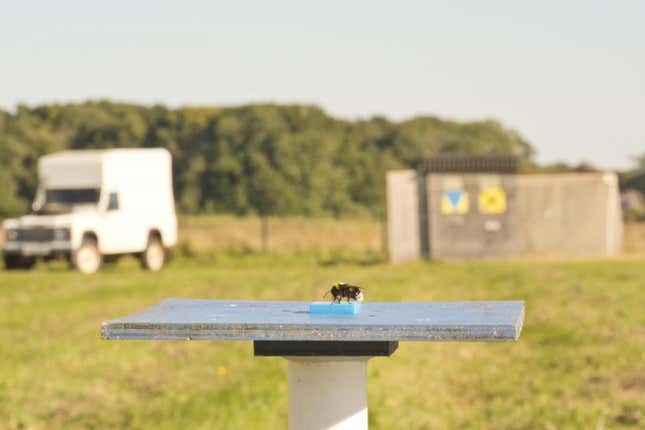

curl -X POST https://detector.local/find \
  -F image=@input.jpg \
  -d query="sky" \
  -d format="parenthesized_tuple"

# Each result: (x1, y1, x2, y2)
(1, 1, 643, 169)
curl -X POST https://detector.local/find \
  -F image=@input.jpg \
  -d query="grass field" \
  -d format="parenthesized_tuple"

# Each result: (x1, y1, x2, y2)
(1, 218, 644, 429)
(177, 215, 385, 258)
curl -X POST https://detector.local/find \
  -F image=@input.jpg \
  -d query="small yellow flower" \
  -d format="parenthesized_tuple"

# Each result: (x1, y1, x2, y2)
(216, 366, 227, 376)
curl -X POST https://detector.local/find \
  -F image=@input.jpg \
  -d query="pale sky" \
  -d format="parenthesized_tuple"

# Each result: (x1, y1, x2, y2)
(1, 1, 643, 169)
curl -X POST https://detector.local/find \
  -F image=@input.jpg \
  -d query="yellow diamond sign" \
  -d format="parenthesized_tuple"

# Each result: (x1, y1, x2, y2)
(478, 187, 506, 214)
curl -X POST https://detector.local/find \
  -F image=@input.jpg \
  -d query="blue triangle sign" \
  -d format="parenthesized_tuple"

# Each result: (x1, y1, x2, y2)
(445, 190, 463, 208)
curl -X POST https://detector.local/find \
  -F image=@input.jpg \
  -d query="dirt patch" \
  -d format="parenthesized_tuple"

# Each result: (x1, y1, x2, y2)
(621, 373, 645, 399)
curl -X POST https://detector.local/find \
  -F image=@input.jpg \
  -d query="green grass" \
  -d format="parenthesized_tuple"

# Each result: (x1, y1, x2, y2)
(1, 253, 644, 429)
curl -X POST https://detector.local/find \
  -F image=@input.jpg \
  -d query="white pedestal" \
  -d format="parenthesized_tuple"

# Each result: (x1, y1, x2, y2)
(287, 357, 369, 430)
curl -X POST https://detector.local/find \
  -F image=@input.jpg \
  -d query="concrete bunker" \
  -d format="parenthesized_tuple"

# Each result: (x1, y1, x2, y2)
(387, 157, 623, 262)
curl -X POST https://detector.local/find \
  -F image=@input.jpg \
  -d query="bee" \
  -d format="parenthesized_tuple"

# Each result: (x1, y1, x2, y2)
(324, 282, 364, 303)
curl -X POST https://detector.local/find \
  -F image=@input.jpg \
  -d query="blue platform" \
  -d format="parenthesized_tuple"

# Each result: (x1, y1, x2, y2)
(309, 302, 361, 315)
(102, 299, 525, 341)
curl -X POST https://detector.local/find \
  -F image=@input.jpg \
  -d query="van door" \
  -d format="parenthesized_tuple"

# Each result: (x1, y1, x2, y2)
(100, 191, 132, 253)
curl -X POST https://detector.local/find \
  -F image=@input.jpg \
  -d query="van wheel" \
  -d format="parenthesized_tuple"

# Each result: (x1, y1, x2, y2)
(141, 237, 165, 272)
(3, 255, 36, 270)
(73, 238, 102, 274)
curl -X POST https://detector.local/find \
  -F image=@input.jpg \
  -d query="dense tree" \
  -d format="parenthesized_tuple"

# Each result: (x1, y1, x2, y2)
(0, 101, 535, 218)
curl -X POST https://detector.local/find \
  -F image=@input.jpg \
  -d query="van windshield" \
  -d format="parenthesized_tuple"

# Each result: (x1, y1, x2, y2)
(45, 188, 100, 205)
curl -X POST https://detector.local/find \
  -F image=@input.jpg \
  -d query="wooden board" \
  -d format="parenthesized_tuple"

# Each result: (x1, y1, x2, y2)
(102, 299, 524, 342)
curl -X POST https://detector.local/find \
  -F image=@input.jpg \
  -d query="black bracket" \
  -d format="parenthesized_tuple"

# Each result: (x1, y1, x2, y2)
(253, 341, 399, 357)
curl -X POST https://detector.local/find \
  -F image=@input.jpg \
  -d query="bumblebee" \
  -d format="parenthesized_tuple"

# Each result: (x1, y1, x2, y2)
(325, 282, 364, 303)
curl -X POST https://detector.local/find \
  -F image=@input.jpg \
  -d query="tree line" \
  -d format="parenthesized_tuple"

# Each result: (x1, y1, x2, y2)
(0, 101, 534, 217)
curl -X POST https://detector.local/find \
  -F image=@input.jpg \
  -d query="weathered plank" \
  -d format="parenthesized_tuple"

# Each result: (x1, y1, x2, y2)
(101, 299, 524, 342)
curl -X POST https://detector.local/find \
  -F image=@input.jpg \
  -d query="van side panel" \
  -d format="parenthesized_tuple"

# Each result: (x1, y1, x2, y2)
(100, 149, 177, 254)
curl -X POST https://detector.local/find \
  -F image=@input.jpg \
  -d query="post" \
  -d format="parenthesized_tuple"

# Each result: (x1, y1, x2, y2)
(417, 173, 430, 259)
(254, 341, 397, 430)
(261, 215, 269, 253)
(287, 357, 368, 430)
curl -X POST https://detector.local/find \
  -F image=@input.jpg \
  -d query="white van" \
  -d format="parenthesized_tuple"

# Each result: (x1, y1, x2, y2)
(2, 148, 177, 274)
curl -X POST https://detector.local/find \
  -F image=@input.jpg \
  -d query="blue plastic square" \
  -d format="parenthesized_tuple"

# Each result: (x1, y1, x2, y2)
(309, 302, 361, 315)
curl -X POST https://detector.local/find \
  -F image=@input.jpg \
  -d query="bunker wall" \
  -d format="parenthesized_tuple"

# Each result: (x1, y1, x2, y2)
(386, 170, 623, 262)
(516, 173, 623, 258)
(386, 170, 421, 263)
(428, 174, 522, 260)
